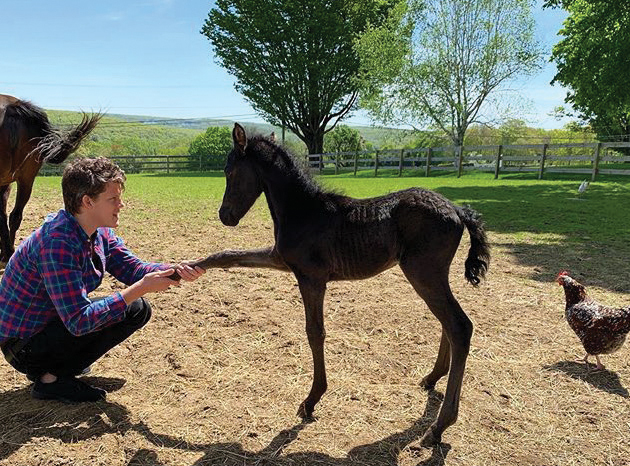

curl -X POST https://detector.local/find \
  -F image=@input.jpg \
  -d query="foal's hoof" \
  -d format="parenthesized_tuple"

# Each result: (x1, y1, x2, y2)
(419, 426, 442, 447)
(297, 401, 315, 421)
(420, 377, 436, 391)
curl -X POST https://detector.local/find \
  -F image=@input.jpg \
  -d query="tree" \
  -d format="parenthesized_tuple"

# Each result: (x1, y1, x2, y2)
(324, 125, 364, 153)
(357, 0, 544, 147)
(188, 126, 232, 169)
(201, 0, 401, 154)
(545, 0, 630, 142)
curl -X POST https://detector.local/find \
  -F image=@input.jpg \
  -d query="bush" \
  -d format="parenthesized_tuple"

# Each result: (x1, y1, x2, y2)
(188, 126, 232, 170)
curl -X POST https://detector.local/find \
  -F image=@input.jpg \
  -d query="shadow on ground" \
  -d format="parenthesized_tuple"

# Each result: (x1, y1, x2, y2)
(543, 361, 629, 398)
(0, 381, 449, 466)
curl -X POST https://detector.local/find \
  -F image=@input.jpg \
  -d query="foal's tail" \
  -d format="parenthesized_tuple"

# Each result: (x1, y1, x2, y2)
(457, 205, 490, 286)
(37, 112, 102, 164)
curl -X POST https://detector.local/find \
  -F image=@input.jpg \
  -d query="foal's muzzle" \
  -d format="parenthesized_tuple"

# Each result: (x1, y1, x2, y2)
(219, 206, 239, 226)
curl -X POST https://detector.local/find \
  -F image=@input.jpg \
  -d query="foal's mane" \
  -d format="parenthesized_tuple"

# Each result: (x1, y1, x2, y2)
(248, 135, 335, 199)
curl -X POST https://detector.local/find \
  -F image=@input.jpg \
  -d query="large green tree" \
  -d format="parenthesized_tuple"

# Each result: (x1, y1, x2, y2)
(202, 0, 400, 154)
(357, 0, 544, 147)
(545, 0, 630, 141)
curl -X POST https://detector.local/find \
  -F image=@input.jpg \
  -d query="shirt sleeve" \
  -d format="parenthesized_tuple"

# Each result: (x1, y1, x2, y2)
(102, 229, 169, 285)
(38, 237, 128, 336)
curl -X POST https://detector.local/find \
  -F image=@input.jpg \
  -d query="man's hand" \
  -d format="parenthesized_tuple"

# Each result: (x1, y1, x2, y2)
(174, 262, 206, 282)
(139, 269, 180, 293)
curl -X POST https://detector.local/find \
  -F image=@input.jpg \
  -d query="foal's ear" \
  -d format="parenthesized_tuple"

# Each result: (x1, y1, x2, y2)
(233, 123, 247, 153)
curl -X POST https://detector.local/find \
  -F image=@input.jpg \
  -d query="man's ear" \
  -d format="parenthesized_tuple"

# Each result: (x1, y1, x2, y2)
(80, 194, 94, 211)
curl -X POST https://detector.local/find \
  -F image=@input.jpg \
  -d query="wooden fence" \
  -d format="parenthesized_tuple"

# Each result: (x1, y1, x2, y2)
(307, 142, 630, 180)
(39, 154, 211, 176)
(38, 142, 630, 180)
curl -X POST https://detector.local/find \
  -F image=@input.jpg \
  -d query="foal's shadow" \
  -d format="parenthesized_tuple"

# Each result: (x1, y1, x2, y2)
(125, 389, 449, 466)
(1, 377, 449, 465)
(544, 361, 629, 398)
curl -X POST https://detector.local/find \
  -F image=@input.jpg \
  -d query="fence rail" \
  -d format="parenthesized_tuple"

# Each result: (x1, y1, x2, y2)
(307, 142, 630, 180)
(37, 142, 630, 180)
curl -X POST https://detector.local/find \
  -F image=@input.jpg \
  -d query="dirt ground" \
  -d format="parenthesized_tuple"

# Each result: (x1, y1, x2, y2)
(0, 185, 629, 466)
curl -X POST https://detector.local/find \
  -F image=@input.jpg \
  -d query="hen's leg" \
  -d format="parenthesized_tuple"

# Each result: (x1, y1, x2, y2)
(594, 355, 605, 371)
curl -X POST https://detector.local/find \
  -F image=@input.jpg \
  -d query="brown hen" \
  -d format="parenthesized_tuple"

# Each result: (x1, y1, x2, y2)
(557, 271, 630, 370)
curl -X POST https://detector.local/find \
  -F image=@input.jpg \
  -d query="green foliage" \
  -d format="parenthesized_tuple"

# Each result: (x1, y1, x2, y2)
(547, 0, 630, 141)
(357, 0, 544, 146)
(324, 125, 365, 156)
(188, 126, 233, 170)
(201, 0, 403, 154)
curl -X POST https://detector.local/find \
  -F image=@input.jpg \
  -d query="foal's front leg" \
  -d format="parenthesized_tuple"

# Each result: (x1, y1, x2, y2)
(170, 246, 290, 279)
(295, 276, 328, 419)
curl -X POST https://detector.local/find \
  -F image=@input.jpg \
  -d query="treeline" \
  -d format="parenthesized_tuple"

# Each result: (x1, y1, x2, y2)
(46, 110, 596, 165)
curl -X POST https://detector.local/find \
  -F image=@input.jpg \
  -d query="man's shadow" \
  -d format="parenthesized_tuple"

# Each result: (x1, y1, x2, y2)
(0, 376, 130, 460)
(0, 377, 450, 466)
(543, 360, 629, 398)
(125, 389, 449, 466)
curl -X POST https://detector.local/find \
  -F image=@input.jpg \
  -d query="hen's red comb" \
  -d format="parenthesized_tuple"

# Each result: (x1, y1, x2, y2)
(558, 271, 569, 276)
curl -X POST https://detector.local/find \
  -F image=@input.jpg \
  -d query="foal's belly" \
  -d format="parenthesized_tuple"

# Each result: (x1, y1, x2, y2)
(327, 222, 399, 280)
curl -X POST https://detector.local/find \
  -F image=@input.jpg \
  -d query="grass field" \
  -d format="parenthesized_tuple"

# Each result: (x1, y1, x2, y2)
(1, 171, 629, 466)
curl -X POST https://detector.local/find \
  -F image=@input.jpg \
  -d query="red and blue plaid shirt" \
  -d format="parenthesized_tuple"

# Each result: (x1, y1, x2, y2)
(0, 209, 167, 344)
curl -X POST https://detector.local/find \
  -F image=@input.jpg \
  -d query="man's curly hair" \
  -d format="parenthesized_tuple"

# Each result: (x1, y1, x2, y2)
(62, 157, 126, 215)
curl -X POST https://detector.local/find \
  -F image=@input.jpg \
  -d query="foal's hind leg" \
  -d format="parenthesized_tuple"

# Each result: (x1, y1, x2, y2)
(420, 329, 450, 391)
(400, 263, 473, 446)
(295, 276, 328, 419)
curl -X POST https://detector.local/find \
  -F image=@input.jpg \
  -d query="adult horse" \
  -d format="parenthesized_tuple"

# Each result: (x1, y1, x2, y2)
(0, 94, 101, 262)
(188, 123, 490, 446)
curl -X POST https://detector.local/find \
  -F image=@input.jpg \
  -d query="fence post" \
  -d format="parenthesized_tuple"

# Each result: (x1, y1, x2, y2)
(398, 148, 404, 177)
(494, 145, 502, 179)
(167, 154, 170, 174)
(538, 143, 548, 180)
(591, 142, 602, 181)
(335, 152, 339, 175)
(457, 146, 464, 178)
(319, 153, 323, 174)
(199, 153, 202, 171)
(374, 150, 379, 177)
(354, 151, 358, 176)
(426, 148, 432, 177)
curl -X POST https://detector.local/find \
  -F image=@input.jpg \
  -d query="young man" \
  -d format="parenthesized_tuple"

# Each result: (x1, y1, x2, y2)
(0, 157, 204, 403)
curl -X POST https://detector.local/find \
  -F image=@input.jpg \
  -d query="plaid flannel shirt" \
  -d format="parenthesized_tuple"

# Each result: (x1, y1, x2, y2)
(0, 209, 167, 344)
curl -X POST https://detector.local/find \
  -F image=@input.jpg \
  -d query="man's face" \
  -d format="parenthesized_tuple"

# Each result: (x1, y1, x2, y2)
(86, 181, 124, 229)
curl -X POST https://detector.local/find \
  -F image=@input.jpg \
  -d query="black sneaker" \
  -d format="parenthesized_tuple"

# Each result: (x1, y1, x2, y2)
(31, 376, 106, 403)
(27, 366, 92, 383)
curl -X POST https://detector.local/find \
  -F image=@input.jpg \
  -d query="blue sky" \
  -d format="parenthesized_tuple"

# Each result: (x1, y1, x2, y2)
(1, 0, 569, 129)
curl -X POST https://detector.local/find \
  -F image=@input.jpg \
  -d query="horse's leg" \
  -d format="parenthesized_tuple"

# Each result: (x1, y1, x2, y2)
(420, 328, 450, 391)
(0, 184, 12, 263)
(295, 276, 328, 419)
(193, 246, 290, 271)
(8, 177, 34, 255)
(399, 261, 473, 446)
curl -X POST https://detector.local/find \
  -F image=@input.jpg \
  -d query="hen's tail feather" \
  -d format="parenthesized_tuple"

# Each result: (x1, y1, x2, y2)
(458, 205, 490, 286)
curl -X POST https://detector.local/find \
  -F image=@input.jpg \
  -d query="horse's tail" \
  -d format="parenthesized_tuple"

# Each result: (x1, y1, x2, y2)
(37, 112, 102, 164)
(457, 205, 490, 287)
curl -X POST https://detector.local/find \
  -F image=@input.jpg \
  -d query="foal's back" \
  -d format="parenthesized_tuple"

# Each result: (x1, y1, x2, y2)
(322, 188, 465, 281)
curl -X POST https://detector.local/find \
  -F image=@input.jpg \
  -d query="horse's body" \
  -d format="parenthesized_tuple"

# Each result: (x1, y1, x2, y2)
(0, 94, 100, 261)
(191, 124, 490, 446)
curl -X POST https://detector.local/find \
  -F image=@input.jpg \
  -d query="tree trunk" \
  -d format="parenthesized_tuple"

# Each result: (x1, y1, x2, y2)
(303, 129, 325, 155)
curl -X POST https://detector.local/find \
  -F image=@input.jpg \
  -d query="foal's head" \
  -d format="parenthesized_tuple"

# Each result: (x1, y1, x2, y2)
(219, 123, 266, 226)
